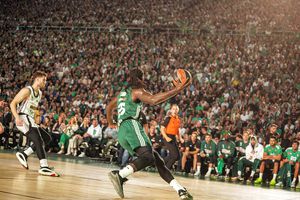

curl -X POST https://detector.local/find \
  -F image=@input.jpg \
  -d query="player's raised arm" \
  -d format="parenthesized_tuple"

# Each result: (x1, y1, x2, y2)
(132, 70, 192, 105)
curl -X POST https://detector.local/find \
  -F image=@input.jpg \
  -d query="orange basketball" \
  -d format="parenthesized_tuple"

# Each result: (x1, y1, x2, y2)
(172, 69, 192, 87)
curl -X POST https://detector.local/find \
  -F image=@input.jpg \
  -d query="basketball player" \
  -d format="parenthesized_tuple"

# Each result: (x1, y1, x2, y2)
(106, 68, 193, 200)
(10, 71, 59, 176)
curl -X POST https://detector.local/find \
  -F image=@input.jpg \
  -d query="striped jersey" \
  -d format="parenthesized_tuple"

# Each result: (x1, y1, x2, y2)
(17, 86, 41, 118)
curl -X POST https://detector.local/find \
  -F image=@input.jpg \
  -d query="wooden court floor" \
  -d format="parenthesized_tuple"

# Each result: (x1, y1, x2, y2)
(0, 151, 299, 200)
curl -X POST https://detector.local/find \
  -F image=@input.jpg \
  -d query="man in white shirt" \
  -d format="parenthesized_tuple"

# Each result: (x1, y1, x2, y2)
(237, 136, 263, 182)
(86, 119, 102, 139)
(78, 119, 102, 157)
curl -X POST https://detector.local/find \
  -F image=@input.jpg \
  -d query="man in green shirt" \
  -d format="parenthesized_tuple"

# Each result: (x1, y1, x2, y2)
(235, 131, 250, 158)
(276, 140, 300, 187)
(106, 68, 193, 200)
(195, 134, 217, 178)
(217, 131, 236, 179)
(232, 130, 250, 180)
(255, 136, 282, 186)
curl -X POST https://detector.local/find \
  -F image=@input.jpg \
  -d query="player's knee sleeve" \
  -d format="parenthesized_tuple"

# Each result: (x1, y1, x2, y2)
(132, 146, 155, 171)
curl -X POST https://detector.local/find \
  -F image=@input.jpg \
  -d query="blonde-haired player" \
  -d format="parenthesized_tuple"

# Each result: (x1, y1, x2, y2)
(10, 71, 59, 176)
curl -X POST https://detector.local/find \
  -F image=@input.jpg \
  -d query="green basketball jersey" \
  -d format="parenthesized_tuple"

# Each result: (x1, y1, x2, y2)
(235, 140, 249, 156)
(217, 140, 236, 158)
(283, 147, 300, 162)
(117, 88, 142, 125)
(264, 144, 282, 156)
(201, 140, 217, 157)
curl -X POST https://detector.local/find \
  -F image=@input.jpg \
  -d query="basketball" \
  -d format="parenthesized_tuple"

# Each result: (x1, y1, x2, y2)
(172, 69, 192, 87)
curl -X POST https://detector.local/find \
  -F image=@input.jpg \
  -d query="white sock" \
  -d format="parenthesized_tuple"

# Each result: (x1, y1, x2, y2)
(170, 179, 184, 193)
(237, 171, 242, 176)
(292, 177, 296, 183)
(250, 171, 255, 177)
(272, 174, 277, 180)
(40, 159, 48, 168)
(119, 165, 134, 178)
(196, 165, 200, 172)
(225, 168, 230, 175)
(207, 167, 212, 174)
(259, 173, 263, 178)
(24, 147, 34, 156)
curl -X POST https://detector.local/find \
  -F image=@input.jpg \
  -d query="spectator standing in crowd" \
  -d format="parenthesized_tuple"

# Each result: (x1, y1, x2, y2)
(264, 124, 279, 145)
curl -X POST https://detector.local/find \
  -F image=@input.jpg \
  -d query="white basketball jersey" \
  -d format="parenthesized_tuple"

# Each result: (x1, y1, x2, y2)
(17, 86, 42, 119)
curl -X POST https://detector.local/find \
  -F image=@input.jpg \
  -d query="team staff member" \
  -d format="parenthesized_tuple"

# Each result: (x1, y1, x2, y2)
(161, 104, 184, 170)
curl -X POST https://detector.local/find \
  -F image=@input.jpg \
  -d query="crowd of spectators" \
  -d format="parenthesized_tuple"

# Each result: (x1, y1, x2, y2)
(1, 0, 299, 32)
(0, 0, 299, 190)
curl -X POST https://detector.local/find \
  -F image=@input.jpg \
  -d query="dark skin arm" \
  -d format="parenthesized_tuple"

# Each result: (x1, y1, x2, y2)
(132, 85, 185, 106)
(106, 97, 118, 127)
(106, 78, 192, 126)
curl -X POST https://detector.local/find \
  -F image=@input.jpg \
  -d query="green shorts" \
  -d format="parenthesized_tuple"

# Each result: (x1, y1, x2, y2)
(118, 119, 151, 155)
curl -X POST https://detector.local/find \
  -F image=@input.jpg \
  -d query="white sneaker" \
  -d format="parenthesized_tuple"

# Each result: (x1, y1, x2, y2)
(39, 167, 60, 177)
(57, 149, 65, 154)
(78, 152, 85, 157)
(275, 181, 283, 187)
(16, 152, 29, 169)
(204, 172, 211, 178)
(194, 170, 200, 177)
(237, 176, 243, 181)
(291, 181, 296, 188)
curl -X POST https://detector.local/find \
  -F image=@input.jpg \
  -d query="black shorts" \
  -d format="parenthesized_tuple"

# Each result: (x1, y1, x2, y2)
(263, 159, 280, 168)
(199, 155, 217, 165)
